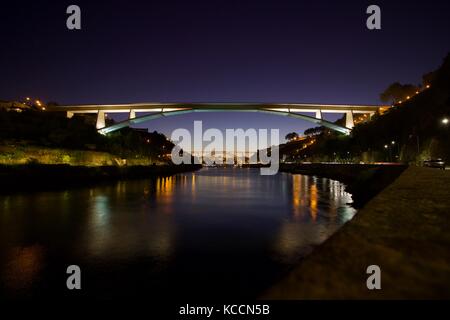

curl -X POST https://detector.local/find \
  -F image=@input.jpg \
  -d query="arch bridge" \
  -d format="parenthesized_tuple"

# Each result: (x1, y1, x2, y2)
(52, 103, 389, 135)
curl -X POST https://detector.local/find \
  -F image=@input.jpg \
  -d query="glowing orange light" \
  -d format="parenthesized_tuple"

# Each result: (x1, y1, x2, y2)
(310, 184, 318, 221)
(426, 85, 430, 89)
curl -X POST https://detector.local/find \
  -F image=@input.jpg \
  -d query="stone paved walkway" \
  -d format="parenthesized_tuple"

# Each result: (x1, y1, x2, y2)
(264, 167, 450, 299)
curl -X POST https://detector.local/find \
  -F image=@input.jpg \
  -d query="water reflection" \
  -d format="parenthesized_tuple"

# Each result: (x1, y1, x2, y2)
(0, 168, 356, 299)
(272, 174, 356, 264)
(310, 184, 318, 221)
(2, 245, 44, 291)
(83, 182, 177, 260)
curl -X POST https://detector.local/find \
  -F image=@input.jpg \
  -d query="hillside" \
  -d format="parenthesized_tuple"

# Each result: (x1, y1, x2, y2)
(283, 53, 450, 163)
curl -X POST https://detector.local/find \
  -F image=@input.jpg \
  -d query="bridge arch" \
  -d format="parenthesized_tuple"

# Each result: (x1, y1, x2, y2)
(96, 108, 352, 135)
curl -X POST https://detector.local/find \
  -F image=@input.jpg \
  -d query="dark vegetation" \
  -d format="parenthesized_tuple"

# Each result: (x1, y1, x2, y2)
(0, 163, 202, 193)
(0, 109, 174, 160)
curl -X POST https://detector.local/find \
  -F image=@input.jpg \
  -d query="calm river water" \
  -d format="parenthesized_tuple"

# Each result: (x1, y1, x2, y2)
(0, 168, 355, 300)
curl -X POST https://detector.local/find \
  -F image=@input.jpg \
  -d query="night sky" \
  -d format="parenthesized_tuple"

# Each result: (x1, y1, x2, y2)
(1, 0, 450, 141)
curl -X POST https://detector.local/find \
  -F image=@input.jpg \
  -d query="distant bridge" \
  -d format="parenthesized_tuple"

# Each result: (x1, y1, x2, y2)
(52, 103, 389, 135)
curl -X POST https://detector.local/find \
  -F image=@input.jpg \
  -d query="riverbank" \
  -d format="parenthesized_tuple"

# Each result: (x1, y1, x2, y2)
(0, 143, 166, 166)
(0, 163, 202, 193)
(280, 163, 407, 207)
(264, 166, 450, 299)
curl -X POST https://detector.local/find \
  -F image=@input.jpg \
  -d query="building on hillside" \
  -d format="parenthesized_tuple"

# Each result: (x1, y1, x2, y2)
(0, 100, 31, 112)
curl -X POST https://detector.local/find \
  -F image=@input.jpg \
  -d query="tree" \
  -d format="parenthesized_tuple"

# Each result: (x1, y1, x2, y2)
(304, 126, 324, 136)
(380, 82, 419, 103)
(422, 71, 436, 87)
(285, 132, 299, 141)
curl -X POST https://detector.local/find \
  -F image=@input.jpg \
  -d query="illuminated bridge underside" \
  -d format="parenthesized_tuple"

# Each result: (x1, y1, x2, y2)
(55, 103, 387, 135)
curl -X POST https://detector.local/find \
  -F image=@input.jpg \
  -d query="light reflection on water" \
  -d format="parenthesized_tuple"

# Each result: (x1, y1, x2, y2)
(0, 168, 355, 299)
(273, 173, 355, 264)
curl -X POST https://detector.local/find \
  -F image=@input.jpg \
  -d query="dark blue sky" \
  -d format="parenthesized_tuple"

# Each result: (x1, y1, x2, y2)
(1, 0, 449, 140)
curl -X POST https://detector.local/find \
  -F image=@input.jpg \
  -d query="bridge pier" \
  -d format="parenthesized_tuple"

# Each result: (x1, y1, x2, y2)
(96, 111, 106, 129)
(345, 111, 354, 129)
(315, 110, 322, 120)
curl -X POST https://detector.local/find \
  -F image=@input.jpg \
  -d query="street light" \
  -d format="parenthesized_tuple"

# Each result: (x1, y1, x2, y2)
(442, 118, 449, 125)
(384, 145, 388, 149)
(391, 141, 395, 145)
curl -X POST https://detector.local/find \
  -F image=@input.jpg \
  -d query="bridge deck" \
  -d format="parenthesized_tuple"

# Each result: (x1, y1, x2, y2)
(51, 102, 386, 113)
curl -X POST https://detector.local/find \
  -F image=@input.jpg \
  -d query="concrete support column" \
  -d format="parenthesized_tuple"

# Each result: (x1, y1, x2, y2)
(67, 111, 74, 118)
(96, 111, 106, 129)
(315, 110, 322, 119)
(345, 111, 354, 129)
(129, 109, 136, 119)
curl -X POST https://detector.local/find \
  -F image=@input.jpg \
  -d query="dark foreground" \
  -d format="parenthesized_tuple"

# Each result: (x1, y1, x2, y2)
(264, 166, 450, 299)
(0, 163, 202, 193)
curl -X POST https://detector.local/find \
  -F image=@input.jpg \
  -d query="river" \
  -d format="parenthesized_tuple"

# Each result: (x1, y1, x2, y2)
(0, 167, 355, 300)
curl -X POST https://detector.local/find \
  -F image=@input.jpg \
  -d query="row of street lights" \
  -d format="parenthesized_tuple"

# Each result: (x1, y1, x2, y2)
(397, 84, 430, 105)
(383, 117, 448, 161)
(384, 140, 396, 149)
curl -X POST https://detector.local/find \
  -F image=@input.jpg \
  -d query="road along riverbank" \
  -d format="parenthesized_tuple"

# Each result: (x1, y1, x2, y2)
(263, 166, 450, 299)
